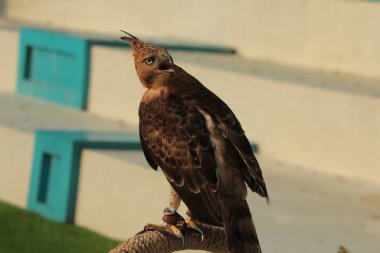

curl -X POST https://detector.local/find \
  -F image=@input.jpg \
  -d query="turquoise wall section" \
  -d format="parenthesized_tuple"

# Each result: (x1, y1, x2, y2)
(17, 28, 90, 109)
(27, 130, 141, 223)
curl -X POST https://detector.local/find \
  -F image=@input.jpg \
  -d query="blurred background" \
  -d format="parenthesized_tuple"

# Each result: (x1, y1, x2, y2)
(0, 0, 379, 253)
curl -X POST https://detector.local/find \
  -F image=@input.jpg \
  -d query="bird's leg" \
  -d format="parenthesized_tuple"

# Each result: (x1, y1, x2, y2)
(162, 187, 186, 235)
(141, 187, 186, 246)
(168, 186, 182, 213)
(185, 210, 204, 241)
(165, 188, 204, 242)
(162, 186, 183, 225)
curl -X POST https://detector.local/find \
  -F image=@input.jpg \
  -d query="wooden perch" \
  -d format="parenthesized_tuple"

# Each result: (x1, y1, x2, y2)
(109, 222, 228, 253)
(109, 222, 352, 253)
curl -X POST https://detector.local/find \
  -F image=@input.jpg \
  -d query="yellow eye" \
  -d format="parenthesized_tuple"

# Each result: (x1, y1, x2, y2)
(144, 56, 155, 65)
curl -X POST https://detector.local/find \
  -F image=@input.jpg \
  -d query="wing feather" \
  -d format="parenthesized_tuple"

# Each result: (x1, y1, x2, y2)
(141, 95, 217, 191)
(139, 126, 158, 170)
(194, 86, 269, 199)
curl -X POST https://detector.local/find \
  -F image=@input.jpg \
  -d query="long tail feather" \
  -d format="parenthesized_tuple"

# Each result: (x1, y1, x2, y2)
(219, 195, 262, 253)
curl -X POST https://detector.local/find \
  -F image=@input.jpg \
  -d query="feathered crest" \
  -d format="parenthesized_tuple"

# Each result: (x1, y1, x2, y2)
(120, 30, 140, 43)
(119, 30, 168, 63)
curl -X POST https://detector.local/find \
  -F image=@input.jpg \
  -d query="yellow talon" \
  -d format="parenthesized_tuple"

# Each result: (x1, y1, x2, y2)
(142, 223, 185, 247)
(169, 224, 184, 239)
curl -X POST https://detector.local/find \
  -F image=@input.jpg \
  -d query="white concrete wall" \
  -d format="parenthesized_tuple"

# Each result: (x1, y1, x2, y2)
(0, 27, 18, 93)
(238, 0, 380, 78)
(0, 125, 34, 208)
(76, 150, 176, 240)
(88, 46, 143, 125)
(4, 0, 380, 78)
(87, 46, 380, 185)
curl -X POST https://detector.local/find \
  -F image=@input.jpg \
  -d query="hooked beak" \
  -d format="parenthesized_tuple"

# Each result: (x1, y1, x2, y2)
(158, 60, 175, 73)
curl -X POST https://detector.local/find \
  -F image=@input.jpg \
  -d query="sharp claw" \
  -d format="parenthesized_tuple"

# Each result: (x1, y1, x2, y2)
(186, 219, 204, 242)
(168, 224, 186, 248)
(197, 228, 205, 242)
(179, 231, 185, 248)
(195, 227, 204, 242)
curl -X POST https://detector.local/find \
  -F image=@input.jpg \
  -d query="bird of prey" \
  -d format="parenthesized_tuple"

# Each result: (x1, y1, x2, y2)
(121, 31, 269, 253)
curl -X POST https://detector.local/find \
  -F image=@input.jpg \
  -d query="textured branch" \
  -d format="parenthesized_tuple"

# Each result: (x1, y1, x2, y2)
(109, 222, 228, 253)
(109, 223, 352, 253)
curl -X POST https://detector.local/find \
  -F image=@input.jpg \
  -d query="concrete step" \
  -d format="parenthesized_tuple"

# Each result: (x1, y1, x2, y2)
(0, 92, 134, 208)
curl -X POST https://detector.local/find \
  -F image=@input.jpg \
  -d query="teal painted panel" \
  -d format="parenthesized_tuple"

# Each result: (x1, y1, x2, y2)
(26, 47, 76, 87)
(28, 133, 73, 222)
(27, 130, 140, 223)
(17, 28, 90, 109)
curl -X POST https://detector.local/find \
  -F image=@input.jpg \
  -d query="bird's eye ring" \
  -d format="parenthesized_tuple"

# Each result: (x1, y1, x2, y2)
(144, 56, 155, 65)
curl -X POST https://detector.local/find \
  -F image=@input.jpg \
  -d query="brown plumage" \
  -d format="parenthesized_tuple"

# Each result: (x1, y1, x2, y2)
(121, 31, 269, 253)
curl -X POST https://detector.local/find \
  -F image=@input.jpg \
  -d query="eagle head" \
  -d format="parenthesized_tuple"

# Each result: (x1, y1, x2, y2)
(120, 30, 175, 89)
